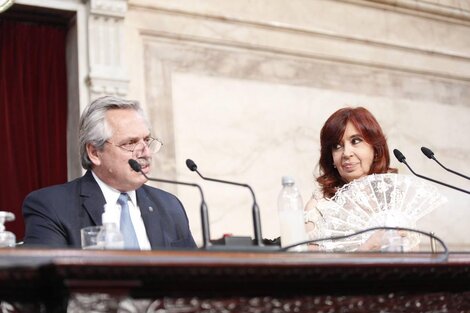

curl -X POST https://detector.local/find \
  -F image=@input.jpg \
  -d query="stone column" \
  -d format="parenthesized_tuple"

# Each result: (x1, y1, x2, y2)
(85, 0, 129, 100)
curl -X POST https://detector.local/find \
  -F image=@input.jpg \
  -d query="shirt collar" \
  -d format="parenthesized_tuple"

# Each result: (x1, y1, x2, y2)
(91, 171, 137, 206)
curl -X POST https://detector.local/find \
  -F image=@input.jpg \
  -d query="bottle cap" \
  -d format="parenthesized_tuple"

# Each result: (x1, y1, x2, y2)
(282, 176, 295, 186)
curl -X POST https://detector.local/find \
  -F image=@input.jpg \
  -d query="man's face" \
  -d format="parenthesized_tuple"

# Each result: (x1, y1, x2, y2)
(88, 109, 151, 192)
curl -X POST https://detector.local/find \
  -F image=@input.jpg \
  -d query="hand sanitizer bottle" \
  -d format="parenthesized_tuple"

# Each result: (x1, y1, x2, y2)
(0, 212, 16, 248)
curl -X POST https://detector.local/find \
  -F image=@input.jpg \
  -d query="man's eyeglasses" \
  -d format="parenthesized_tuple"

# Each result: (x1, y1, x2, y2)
(105, 137, 163, 155)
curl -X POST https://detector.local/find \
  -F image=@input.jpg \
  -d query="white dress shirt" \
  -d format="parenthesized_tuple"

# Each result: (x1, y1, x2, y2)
(92, 172, 151, 250)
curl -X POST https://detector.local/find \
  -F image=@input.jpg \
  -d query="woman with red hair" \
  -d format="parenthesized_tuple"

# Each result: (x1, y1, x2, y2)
(305, 107, 397, 250)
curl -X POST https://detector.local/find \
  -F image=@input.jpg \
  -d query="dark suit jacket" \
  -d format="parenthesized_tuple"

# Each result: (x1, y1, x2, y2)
(22, 171, 196, 249)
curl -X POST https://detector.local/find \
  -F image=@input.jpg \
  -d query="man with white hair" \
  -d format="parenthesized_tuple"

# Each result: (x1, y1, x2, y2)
(23, 96, 196, 249)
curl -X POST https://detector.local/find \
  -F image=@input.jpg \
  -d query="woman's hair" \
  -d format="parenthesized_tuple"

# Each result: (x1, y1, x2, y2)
(317, 107, 396, 198)
(79, 96, 150, 170)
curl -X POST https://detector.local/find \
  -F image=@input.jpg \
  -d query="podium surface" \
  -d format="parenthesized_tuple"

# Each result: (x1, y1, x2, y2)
(0, 249, 469, 312)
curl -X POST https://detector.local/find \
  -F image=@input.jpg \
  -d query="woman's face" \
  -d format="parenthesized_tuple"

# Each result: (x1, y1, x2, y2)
(332, 121, 374, 183)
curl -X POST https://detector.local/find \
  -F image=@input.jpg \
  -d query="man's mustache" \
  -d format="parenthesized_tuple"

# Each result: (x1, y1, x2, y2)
(136, 158, 151, 167)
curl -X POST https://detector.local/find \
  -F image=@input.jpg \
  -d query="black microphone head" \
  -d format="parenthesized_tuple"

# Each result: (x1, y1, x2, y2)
(186, 159, 198, 171)
(421, 147, 434, 159)
(393, 149, 406, 163)
(128, 159, 142, 172)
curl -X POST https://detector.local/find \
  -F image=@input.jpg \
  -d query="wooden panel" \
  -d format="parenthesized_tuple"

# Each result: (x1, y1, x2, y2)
(0, 249, 469, 312)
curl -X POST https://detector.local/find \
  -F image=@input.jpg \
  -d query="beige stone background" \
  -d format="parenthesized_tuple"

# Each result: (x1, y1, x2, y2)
(121, 0, 470, 250)
(15, 0, 470, 250)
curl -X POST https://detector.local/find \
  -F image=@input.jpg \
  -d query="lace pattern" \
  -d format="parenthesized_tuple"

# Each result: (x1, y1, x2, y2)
(304, 174, 447, 251)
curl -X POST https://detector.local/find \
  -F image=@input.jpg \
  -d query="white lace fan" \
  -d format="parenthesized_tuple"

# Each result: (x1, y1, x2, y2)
(315, 173, 447, 251)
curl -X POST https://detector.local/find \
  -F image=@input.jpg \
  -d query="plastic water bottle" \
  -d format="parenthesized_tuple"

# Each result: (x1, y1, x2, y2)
(96, 204, 124, 249)
(278, 176, 308, 251)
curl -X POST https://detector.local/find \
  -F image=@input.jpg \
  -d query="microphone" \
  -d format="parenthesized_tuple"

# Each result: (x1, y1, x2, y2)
(393, 149, 470, 195)
(186, 159, 264, 247)
(421, 147, 470, 180)
(128, 159, 211, 248)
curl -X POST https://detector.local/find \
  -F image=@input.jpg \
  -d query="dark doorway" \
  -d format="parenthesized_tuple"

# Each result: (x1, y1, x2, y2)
(0, 4, 74, 240)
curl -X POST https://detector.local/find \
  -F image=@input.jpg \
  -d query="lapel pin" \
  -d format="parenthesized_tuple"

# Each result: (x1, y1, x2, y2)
(148, 206, 154, 212)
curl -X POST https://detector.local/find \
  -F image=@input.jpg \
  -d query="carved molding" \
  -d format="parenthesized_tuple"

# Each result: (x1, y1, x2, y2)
(85, 0, 129, 99)
(364, 0, 470, 22)
(67, 292, 470, 313)
(0, 301, 44, 313)
(132, 2, 470, 82)
(89, 0, 128, 18)
(131, 0, 470, 25)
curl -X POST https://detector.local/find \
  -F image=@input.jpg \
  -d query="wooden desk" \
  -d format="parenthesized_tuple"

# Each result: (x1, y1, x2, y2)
(0, 249, 469, 312)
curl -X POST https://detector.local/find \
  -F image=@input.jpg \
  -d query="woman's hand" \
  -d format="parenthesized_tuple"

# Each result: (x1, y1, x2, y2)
(357, 230, 408, 251)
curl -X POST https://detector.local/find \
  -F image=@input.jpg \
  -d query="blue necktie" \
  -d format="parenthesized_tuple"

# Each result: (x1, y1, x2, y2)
(118, 193, 139, 249)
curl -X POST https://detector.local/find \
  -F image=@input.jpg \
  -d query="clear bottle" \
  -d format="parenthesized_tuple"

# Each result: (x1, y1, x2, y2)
(96, 204, 124, 249)
(0, 212, 16, 248)
(278, 176, 308, 251)
(380, 230, 406, 252)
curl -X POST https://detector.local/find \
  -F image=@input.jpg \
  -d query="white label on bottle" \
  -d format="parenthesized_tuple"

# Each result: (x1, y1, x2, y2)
(278, 210, 308, 251)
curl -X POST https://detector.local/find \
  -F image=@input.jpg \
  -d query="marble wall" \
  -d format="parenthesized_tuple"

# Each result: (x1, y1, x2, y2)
(15, 0, 470, 250)
(119, 0, 470, 250)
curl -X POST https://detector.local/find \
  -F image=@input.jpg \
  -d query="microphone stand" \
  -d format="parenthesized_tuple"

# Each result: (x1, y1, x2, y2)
(421, 147, 470, 180)
(145, 176, 211, 248)
(194, 172, 263, 247)
(128, 159, 211, 249)
(394, 149, 470, 195)
(186, 159, 279, 250)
